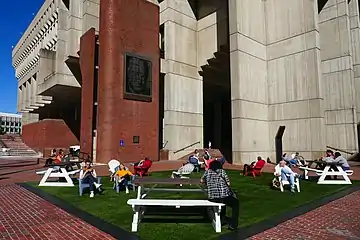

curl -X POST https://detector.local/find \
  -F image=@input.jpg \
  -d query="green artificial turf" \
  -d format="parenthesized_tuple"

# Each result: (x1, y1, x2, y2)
(28, 171, 358, 240)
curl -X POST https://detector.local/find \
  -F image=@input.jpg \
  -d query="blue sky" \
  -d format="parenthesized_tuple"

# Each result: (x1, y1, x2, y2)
(0, 0, 43, 113)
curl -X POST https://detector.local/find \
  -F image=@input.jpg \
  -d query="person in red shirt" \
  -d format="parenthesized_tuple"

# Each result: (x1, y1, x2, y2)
(54, 149, 64, 164)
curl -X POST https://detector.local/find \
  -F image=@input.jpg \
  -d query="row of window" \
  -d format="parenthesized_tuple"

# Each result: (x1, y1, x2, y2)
(1, 128, 21, 134)
(0, 122, 21, 127)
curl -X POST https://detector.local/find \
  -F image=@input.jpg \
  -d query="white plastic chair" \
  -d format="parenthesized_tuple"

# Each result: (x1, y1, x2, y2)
(171, 163, 195, 179)
(274, 165, 301, 192)
(108, 159, 120, 181)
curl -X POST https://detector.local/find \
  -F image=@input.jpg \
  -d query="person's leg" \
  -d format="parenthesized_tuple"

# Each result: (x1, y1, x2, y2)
(243, 164, 249, 174)
(223, 196, 239, 229)
(280, 171, 295, 192)
(45, 158, 53, 166)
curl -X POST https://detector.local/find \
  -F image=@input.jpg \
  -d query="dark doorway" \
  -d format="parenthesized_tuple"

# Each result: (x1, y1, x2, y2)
(200, 3, 232, 162)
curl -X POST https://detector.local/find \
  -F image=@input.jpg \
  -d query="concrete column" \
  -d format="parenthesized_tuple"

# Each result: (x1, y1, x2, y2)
(350, 0, 360, 151)
(319, 0, 357, 153)
(229, 0, 269, 164)
(161, 0, 202, 158)
(30, 76, 37, 107)
(17, 87, 22, 112)
(82, 0, 100, 33)
(266, 0, 326, 160)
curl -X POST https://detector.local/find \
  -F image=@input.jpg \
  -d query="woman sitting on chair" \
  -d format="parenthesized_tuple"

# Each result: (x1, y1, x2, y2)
(79, 160, 103, 198)
(115, 163, 134, 194)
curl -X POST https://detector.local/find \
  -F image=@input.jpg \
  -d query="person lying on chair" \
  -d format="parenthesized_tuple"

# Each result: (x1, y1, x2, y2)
(115, 163, 133, 194)
(79, 160, 103, 198)
(274, 160, 300, 193)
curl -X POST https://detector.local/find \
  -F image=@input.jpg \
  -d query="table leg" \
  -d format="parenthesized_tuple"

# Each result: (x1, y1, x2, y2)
(211, 206, 222, 233)
(131, 207, 140, 232)
(137, 185, 142, 199)
(39, 168, 53, 186)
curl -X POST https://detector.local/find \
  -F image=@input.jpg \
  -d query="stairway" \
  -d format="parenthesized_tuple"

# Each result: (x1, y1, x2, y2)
(0, 134, 39, 157)
(177, 148, 224, 162)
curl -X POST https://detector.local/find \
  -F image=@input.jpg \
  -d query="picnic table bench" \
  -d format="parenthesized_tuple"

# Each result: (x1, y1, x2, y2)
(127, 178, 225, 233)
(36, 162, 82, 187)
(299, 162, 353, 184)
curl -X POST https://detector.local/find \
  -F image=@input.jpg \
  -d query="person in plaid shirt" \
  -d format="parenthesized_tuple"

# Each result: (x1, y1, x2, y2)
(201, 160, 239, 230)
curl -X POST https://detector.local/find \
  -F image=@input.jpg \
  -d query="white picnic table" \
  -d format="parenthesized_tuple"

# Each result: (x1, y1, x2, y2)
(300, 163, 353, 184)
(36, 165, 80, 187)
(127, 178, 224, 233)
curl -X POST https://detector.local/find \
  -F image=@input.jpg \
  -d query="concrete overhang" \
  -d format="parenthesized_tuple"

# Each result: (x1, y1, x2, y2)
(65, 56, 81, 85)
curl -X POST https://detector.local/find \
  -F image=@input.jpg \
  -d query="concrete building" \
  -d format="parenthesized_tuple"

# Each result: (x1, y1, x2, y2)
(13, 0, 360, 164)
(0, 112, 22, 134)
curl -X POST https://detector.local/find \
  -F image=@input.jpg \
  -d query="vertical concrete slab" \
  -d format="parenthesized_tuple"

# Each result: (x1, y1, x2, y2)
(319, 0, 357, 152)
(228, 0, 269, 164)
(349, 0, 360, 151)
(161, 0, 202, 158)
(266, 0, 326, 160)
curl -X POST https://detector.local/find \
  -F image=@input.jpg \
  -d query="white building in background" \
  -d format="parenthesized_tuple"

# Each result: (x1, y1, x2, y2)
(0, 112, 22, 134)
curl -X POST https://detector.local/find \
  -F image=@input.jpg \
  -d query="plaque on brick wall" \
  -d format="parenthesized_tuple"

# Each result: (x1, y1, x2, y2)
(124, 53, 152, 101)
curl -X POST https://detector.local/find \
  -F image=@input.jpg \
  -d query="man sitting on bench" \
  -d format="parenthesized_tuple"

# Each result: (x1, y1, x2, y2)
(201, 160, 239, 231)
(333, 152, 351, 171)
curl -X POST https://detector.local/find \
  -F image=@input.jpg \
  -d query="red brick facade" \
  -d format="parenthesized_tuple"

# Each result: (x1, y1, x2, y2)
(22, 119, 79, 152)
(79, 28, 96, 156)
(96, 0, 160, 163)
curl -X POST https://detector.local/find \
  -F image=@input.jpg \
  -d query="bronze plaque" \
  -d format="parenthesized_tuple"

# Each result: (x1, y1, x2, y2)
(124, 53, 152, 101)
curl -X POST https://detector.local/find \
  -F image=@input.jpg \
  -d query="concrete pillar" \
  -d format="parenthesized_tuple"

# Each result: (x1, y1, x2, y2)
(162, 0, 202, 158)
(17, 87, 22, 112)
(266, 0, 326, 160)
(319, 0, 357, 153)
(229, 0, 269, 164)
(82, 0, 100, 33)
(30, 76, 37, 107)
(350, 0, 360, 151)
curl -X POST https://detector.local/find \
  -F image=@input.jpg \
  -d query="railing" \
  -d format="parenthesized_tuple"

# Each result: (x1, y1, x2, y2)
(44, 72, 56, 82)
(173, 141, 200, 154)
(326, 146, 356, 155)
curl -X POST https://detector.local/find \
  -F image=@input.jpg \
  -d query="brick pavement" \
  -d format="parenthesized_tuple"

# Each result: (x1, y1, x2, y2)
(1, 158, 360, 240)
(0, 184, 115, 240)
(250, 190, 360, 240)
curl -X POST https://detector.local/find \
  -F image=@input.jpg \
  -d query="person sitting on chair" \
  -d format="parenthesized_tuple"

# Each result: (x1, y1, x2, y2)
(282, 153, 297, 167)
(188, 149, 202, 172)
(242, 156, 262, 175)
(44, 149, 57, 167)
(115, 163, 133, 194)
(79, 160, 103, 198)
(274, 160, 299, 193)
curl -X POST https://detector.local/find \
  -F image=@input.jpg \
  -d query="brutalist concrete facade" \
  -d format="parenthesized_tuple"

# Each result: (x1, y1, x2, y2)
(13, 0, 360, 164)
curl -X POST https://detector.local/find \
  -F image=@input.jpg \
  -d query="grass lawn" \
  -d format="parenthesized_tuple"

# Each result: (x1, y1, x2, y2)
(28, 170, 358, 240)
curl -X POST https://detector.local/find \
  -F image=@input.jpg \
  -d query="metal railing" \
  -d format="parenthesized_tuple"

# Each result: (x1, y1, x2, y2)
(326, 146, 356, 155)
(162, 140, 168, 149)
(173, 141, 200, 154)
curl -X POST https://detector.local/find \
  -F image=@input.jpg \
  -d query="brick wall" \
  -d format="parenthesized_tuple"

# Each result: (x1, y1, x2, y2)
(95, 0, 160, 163)
(22, 119, 79, 152)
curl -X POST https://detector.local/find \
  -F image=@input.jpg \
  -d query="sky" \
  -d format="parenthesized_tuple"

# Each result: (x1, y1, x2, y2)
(0, 0, 44, 114)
